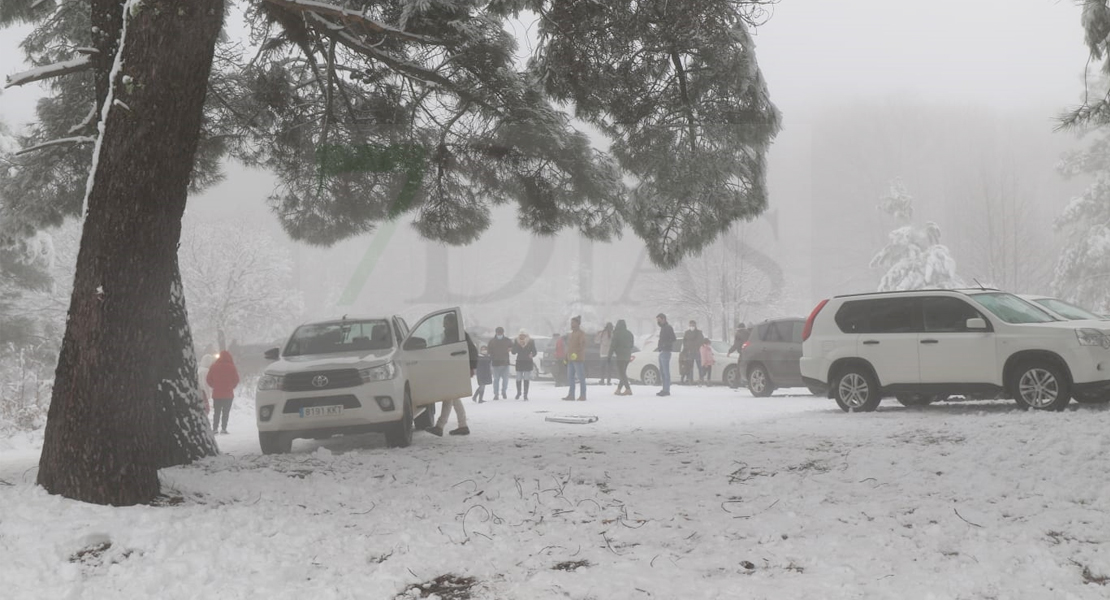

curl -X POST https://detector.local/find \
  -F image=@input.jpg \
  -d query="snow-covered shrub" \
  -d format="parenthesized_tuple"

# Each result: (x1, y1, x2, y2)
(871, 181, 963, 291)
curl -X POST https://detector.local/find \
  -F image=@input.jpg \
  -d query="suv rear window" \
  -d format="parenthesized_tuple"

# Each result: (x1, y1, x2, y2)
(835, 298, 920, 334)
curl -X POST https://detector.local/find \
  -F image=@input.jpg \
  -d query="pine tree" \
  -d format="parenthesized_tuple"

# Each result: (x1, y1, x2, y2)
(1052, 130, 1110, 313)
(1, 0, 780, 504)
(870, 181, 963, 291)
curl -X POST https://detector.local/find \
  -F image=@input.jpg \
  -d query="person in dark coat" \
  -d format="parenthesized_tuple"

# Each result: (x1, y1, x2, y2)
(206, 350, 240, 434)
(609, 320, 635, 396)
(727, 323, 752, 390)
(473, 345, 492, 403)
(681, 320, 704, 384)
(656, 313, 675, 396)
(511, 330, 537, 400)
(487, 326, 513, 400)
(727, 323, 751, 355)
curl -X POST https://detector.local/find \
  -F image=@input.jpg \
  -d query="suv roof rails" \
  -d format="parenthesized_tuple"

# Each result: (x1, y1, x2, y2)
(832, 287, 1000, 299)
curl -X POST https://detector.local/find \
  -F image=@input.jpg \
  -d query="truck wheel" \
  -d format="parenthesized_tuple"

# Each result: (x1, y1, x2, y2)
(259, 432, 292, 455)
(385, 392, 415, 448)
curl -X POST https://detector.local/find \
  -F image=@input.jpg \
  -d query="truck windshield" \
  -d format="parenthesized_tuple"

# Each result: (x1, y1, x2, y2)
(283, 319, 393, 356)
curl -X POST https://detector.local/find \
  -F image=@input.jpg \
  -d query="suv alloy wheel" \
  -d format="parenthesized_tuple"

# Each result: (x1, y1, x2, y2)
(747, 364, 774, 397)
(1010, 362, 1071, 411)
(833, 366, 882, 412)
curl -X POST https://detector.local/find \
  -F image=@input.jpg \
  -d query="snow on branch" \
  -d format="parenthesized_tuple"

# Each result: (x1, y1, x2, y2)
(15, 136, 95, 156)
(262, 0, 446, 45)
(4, 55, 93, 89)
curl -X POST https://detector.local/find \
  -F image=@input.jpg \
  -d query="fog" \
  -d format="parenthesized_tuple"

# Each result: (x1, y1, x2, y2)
(0, 0, 1094, 344)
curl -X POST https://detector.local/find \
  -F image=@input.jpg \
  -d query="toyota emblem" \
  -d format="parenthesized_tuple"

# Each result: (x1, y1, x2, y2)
(311, 375, 329, 388)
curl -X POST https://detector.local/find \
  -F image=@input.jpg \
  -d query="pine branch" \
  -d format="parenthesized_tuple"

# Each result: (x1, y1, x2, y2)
(262, 0, 446, 46)
(4, 55, 93, 88)
(15, 136, 95, 156)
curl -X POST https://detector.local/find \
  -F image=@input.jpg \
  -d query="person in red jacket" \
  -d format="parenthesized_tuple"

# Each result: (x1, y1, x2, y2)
(206, 351, 240, 434)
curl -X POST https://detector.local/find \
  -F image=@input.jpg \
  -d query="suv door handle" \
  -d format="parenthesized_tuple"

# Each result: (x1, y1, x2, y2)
(862, 340, 880, 345)
(450, 350, 468, 356)
(920, 339, 939, 344)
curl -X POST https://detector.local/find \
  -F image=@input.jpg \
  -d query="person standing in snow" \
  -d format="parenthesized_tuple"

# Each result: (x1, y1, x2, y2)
(656, 313, 676, 396)
(511, 330, 537, 400)
(609, 320, 635, 396)
(681, 320, 704, 385)
(563, 316, 588, 401)
(206, 350, 240, 434)
(596, 322, 614, 385)
(727, 323, 751, 389)
(427, 313, 478, 436)
(699, 338, 716, 385)
(473, 345, 492, 403)
(487, 326, 513, 400)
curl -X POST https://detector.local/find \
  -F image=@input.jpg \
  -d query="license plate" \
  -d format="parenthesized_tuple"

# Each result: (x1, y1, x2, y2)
(300, 405, 343, 418)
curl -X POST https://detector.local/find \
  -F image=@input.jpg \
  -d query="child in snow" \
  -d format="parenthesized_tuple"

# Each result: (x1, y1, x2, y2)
(699, 339, 716, 385)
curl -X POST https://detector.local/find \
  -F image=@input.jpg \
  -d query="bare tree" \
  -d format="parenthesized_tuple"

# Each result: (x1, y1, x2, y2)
(649, 228, 786, 340)
(179, 219, 303, 351)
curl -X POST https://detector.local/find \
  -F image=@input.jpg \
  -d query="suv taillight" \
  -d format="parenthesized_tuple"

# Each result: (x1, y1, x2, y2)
(803, 299, 829, 342)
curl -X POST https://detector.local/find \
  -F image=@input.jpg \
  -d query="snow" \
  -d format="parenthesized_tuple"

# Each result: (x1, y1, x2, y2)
(3, 56, 92, 89)
(3, 384, 1110, 599)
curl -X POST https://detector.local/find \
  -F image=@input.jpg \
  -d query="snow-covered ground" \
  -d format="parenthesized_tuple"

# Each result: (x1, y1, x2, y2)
(3, 383, 1110, 599)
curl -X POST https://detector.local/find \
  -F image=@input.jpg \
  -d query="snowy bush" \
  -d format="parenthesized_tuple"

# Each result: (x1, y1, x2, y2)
(0, 345, 54, 434)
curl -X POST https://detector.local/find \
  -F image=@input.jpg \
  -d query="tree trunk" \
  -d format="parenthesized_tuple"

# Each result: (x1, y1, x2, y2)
(37, 0, 224, 506)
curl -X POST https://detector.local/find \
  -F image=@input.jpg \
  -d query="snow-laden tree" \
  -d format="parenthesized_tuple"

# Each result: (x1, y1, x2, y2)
(648, 228, 785, 340)
(179, 219, 304, 349)
(1052, 131, 1110, 313)
(870, 182, 963, 291)
(1, 0, 780, 504)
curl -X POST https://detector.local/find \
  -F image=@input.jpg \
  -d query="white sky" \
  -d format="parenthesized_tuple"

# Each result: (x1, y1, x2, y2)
(755, 0, 1089, 116)
(0, 1, 1091, 128)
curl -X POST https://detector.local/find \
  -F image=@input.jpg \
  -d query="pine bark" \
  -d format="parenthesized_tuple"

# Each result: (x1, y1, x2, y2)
(37, 0, 224, 506)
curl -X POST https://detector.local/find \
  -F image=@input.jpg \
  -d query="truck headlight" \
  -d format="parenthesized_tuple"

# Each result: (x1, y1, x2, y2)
(257, 373, 285, 391)
(359, 362, 397, 383)
(1075, 329, 1110, 349)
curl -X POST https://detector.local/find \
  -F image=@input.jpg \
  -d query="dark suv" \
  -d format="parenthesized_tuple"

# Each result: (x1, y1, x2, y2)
(738, 318, 818, 396)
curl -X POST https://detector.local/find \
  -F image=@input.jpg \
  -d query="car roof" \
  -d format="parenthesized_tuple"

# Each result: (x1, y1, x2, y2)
(833, 288, 1000, 300)
(301, 315, 393, 326)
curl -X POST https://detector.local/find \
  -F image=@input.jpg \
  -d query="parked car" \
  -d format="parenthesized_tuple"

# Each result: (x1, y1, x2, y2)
(800, 289, 1110, 412)
(738, 318, 820, 397)
(1018, 295, 1108, 322)
(255, 308, 472, 454)
(629, 340, 738, 387)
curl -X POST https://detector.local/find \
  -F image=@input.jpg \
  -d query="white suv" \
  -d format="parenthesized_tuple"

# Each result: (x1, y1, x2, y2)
(799, 290, 1110, 412)
(255, 308, 472, 453)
